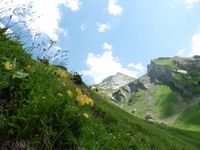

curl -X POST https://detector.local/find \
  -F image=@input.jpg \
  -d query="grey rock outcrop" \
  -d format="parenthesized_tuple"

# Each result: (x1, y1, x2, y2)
(147, 62, 173, 83)
(112, 75, 149, 103)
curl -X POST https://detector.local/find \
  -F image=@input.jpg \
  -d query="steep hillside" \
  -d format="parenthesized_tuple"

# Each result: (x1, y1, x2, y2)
(175, 101, 200, 131)
(0, 28, 200, 149)
(112, 57, 200, 130)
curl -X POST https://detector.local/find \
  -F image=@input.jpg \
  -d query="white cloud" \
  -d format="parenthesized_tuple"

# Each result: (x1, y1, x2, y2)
(128, 63, 144, 72)
(168, 0, 178, 8)
(108, 0, 123, 16)
(64, 0, 81, 11)
(190, 33, 200, 56)
(102, 42, 112, 50)
(97, 23, 110, 32)
(81, 24, 87, 31)
(168, 0, 199, 8)
(1, 0, 81, 40)
(184, 0, 199, 8)
(177, 48, 186, 56)
(82, 43, 144, 84)
(59, 28, 68, 38)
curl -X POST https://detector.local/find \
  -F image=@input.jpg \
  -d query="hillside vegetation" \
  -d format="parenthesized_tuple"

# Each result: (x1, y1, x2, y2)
(0, 28, 200, 149)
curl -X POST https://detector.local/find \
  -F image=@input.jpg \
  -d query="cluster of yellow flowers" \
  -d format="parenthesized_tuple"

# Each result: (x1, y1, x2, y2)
(4, 61, 13, 70)
(54, 69, 68, 79)
(55, 69, 68, 79)
(76, 88, 94, 106)
(59, 71, 68, 78)
(67, 89, 73, 97)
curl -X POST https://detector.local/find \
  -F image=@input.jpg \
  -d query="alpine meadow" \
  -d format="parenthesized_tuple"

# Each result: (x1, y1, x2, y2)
(0, 0, 200, 149)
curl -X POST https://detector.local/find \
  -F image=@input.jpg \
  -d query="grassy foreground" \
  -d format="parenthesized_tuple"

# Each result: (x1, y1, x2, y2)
(0, 28, 200, 149)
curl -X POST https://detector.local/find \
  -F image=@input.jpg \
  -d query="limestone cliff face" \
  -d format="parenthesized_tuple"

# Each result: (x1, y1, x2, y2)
(147, 62, 173, 83)
(147, 60, 189, 95)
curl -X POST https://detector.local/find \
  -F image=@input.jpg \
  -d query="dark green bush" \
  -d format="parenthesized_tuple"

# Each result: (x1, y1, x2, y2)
(71, 72, 83, 85)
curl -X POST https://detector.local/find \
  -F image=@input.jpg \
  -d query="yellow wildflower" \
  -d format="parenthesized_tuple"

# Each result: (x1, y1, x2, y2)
(59, 71, 68, 78)
(42, 96, 47, 100)
(57, 93, 63, 97)
(83, 112, 89, 119)
(25, 65, 32, 71)
(54, 69, 68, 79)
(67, 89, 73, 97)
(4, 61, 13, 70)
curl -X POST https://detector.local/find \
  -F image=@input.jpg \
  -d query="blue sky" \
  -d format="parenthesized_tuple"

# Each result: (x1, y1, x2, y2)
(2, 0, 200, 84)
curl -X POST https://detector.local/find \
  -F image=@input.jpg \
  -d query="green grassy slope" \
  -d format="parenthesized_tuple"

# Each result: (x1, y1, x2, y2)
(125, 84, 192, 122)
(0, 28, 200, 149)
(175, 101, 200, 131)
(125, 85, 180, 119)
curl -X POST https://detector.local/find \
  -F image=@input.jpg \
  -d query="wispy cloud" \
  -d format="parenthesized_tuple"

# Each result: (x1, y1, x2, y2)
(1, 0, 81, 40)
(128, 63, 144, 72)
(81, 24, 87, 31)
(184, 0, 199, 9)
(82, 43, 144, 84)
(168, 0, 199, 9)
(97, 23, 110, 33)
(177, 48, 186, 56)
(108, 0, 123, 16)
(190, 33, 200, 56)
(102, 42, 112, 50)
(64, 0, 81, 11)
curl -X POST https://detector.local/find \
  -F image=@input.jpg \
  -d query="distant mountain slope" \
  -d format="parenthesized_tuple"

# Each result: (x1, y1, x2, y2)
(112, 56, 200, 130)
(93, 72, 135, 98)
(97, 72, 135, 89)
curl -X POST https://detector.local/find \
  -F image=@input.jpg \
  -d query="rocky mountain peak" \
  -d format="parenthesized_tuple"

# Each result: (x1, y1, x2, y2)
(98, 72, 136, 89)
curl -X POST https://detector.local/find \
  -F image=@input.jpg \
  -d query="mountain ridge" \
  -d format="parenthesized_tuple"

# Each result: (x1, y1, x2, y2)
(96, 72, 135, 89)
(92, 72, 135, 99)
